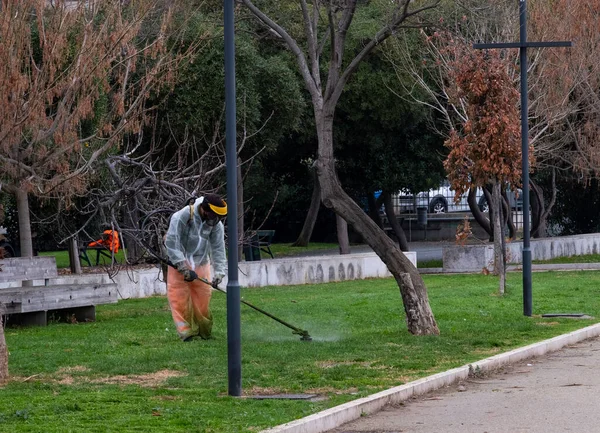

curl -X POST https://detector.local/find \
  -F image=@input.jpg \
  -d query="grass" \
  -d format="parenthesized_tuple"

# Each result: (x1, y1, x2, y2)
(417, 259, 443, 268)
(269, 242, 340, 257)
(3, 270, 600, 432)
(533, 253, 600, 264)
(39, 249, 128, 269)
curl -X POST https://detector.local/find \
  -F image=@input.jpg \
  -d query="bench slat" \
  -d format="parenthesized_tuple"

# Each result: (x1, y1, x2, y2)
(0, 283, 117, 314)
(0, 257, 59, 282)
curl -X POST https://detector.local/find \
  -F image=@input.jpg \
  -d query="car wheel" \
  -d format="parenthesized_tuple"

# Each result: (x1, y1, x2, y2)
(429, 197, 447, 214)
(478, 197, 489, 213)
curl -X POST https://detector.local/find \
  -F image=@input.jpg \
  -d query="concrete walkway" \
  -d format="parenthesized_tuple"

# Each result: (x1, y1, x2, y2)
(262, 324, 600, 433)
(327, 335, 600, 433)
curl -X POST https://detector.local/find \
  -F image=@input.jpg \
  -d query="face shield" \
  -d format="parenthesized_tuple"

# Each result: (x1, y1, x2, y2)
(204, 212, 225, 227)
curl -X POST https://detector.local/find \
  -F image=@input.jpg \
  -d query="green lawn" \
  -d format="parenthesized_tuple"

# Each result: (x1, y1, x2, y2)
(533, 253, 600, 264)
(269, 242, 344, 257)
(2, 271, 600, 432)
(39, 249, 128, 269)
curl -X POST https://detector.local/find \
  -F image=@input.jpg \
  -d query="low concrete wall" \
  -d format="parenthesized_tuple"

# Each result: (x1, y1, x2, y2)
(443, 244, 495, 272)
(1, 252, 416, 299)
(231, 252, 415, 288)
(443, 233, 600, 272)
(506, 233, 600, 263)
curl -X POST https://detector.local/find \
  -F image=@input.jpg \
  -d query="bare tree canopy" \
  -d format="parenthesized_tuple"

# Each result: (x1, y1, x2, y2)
(0, 0, 203, 256)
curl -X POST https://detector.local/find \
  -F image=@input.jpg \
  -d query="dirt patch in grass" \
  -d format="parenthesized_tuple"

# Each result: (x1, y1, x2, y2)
(316, 360, 377, 369)
(58, 365, 91, 373)
(305, 386, 359, 395)
(241, 386, 286, 396)
(92, 369, 185, 387)
(12, 368, 185, 387)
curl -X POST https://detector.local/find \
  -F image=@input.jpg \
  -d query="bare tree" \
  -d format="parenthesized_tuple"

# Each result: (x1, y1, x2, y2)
(240, 0, 441, 335)
(69, 103, 276, 268)
(0, 0, 203, 258)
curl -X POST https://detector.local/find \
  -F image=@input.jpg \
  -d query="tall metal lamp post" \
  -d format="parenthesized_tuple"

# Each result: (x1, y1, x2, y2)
(474, 0, 570, 316)
(224, 0, 241, 396)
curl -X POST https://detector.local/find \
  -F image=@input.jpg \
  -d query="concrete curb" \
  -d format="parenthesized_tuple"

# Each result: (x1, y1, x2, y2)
(260, 323, 600, 433)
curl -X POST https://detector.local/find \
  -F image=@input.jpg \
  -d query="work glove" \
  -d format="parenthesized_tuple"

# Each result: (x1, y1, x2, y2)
(212, 274, 224, 287)
(176, 263, 198, 282)
(182, 268, 198, 282)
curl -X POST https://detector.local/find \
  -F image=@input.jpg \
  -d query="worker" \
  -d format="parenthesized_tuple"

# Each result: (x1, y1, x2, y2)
(164, 193, 227, 341)
(89, 229, 120, 253)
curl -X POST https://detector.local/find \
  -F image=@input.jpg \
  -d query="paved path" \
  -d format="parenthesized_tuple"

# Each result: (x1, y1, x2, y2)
(328, 337, 600, 433)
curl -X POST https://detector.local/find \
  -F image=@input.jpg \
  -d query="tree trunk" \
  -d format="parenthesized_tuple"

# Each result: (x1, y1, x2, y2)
(14, 188, 33, 258)
(315, 157, 438, 335)
(382, 190, 409, 251)
(492, 183, 505, 294)
(0, 310, 8, 386)
(336, 214, 350, 254)
(531, 173, 556, 239)
(501, 189, 516, 240)
(68, 237, 82, 274)
(467, 187, 491, 236)
(292, 169, 321, 247)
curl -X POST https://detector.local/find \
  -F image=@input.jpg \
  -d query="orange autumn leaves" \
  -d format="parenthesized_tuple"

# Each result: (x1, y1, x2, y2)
(442, 41, 534, 199)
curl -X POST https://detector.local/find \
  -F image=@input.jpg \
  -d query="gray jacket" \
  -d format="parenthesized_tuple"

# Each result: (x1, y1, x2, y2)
(164, 197, 227, 277)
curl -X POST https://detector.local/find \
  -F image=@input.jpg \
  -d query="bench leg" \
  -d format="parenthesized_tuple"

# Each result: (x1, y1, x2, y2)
(50, 306, 96, 323)
(79, 250, 91, 267)
(5, 311, 48, 326)
(261, 246, 274, 259)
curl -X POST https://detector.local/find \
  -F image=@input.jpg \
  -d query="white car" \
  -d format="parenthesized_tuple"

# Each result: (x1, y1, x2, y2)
(394, 181, 522, 214)
(415, 180, 471, 213)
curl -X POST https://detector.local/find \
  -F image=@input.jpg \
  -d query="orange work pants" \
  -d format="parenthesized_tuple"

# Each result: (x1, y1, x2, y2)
(167, 263, 213, 340)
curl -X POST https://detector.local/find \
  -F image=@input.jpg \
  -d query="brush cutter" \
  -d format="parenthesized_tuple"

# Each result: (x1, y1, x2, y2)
(196, 276, 312, 341)
(137, 210, 312, 341)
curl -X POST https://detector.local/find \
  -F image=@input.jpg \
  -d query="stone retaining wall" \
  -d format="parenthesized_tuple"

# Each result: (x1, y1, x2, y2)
(443, 233, 600, 273)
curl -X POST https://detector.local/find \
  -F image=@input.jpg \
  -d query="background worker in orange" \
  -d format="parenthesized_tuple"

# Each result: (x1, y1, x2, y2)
(164, 194, 227, 341)
(89, 229, 120, 253)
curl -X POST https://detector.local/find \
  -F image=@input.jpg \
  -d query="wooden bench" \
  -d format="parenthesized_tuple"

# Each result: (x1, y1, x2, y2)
(257, 230, 275, 259)
(0, 256, 118, 326)
(243, 230, 275, 261)
(79, 245, 115, 266)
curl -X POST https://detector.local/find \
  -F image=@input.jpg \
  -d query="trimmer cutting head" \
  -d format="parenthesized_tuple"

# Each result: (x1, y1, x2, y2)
(295, 330, 313, 342)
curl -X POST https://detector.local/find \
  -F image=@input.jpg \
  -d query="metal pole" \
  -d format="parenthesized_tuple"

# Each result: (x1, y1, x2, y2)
(519, 0, 532, 316)
(224, 0, 241, 396)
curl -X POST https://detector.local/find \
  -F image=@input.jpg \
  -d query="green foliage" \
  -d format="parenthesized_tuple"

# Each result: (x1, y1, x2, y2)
(548, 177, 600, 235)
(335, 37, 446, 198)
(157, 30, 304, 156)
(3, 271, 600, 431)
